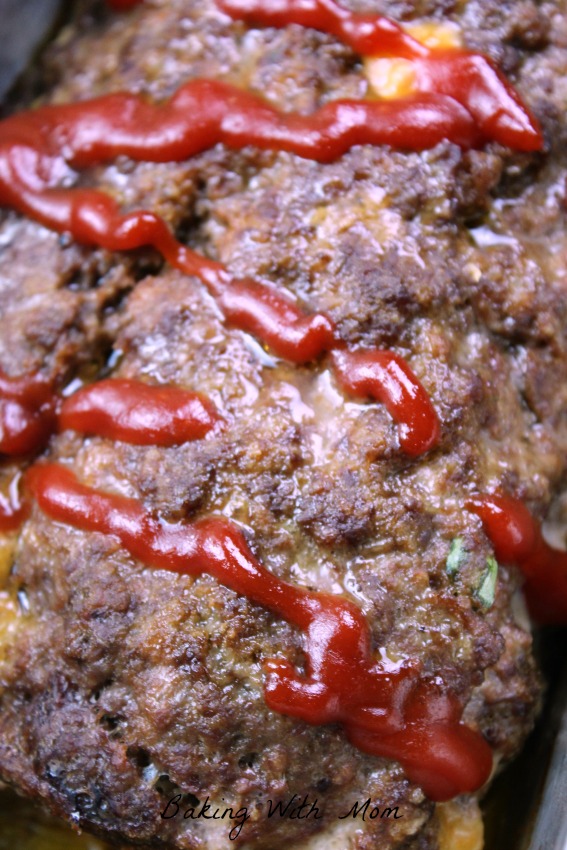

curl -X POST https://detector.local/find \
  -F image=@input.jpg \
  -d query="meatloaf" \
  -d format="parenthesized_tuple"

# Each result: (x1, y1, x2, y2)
(1, 0, 567, 848)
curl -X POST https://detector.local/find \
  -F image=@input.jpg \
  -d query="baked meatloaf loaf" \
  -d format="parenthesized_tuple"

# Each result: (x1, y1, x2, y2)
(1, 0, 566, 847)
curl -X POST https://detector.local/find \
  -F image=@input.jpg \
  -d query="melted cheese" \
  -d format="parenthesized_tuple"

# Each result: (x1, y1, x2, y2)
(405, 22, 463, 49)
(437, 799, 484, 850)
(364, 21, 463, 100)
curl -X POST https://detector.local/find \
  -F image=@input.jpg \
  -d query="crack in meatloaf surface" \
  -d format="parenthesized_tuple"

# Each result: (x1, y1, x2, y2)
(1, 0, 567, 847)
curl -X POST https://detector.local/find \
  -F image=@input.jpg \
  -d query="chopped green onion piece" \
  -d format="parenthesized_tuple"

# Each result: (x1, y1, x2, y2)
(446, 537, 466, 577)
(476, 556, 498, 610)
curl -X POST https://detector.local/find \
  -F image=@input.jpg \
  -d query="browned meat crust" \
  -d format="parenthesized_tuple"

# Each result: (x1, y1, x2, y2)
(1, 0, 567, 847)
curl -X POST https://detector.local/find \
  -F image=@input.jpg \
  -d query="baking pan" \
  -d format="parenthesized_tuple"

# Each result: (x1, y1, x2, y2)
(0, 0, 63, 101)
(483, 631, 567, 850)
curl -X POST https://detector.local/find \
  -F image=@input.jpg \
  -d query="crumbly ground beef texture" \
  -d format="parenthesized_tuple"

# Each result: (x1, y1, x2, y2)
(1, 0, 567, 848)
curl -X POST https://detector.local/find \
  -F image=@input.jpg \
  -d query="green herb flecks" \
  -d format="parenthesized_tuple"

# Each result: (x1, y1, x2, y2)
(475, 556, 499, 610)
(446, 537, 467, 577)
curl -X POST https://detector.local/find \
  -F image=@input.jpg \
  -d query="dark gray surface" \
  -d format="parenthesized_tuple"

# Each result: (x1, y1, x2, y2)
(528, 666, 567, 850)
(0, 0, 62, 100)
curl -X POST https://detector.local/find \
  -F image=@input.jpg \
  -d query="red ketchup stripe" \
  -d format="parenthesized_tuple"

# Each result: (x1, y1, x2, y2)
(331, 349, 440, 457)
(59, 379, 222, 446)
(413, 53, 542, 153)
(107, 0, 142, 8)
(0, 375, 223, 459)
(217, 0, 543, 152)
(0, 81, 479, 166)
(217, 0, 427, 60)
(212, 276, 338, 365)
(346, 711, 492, 804)
(0, 370, 57, 457)
(28, 462, 493, 800)
(468, 494, 567, 626)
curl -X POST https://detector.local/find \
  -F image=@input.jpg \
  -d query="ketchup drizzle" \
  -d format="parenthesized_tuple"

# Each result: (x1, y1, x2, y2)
(59, 379, 222, 447)
(331, 349, 440, 456)
(468, 494, 567, 626)
(107, 0, 142, 9)
(28, 462, 493, 801)
(0, 375, 223, 458)
(217, 0, 542, 152)
(0, 370, 56, 457)
(218, 0, 427, 60)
